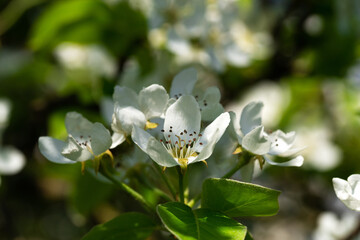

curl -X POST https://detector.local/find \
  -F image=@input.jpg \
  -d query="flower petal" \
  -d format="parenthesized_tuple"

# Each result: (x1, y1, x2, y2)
(333, 177, 352, 200)
(138, 84, 169, 119)
(113, 86, 140, 109)
(112, 106, 146, 135)
(89, 122, 112, 155)
(110, 132, 126, 149)
(240, 101, 263, 135)
(268, 130, 296, 155)
(131, 126, 177, 167)
(228, 111, 242, 143)
(38, 136, 75, 164)
(241, 126, 271, 155)
(264, 155, 304, 167)
(0, 146, 25, 175)
(201, 103, 224, 122)
(194, 112, 230, 162)
(169, 67, 197, 98)
(348, 174, 360, 198)
(100, 97, 114, 125)
(164, 95, 200, 144)
(65, 112, 93, 137)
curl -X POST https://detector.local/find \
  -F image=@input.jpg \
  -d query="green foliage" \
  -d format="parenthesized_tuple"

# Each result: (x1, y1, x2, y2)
(29, 0, 148, 56)
(81, 212, 156, 240)
(71, 171, 115, 215)
(157, 202, 247, 240)
(201, 178, 280, 217)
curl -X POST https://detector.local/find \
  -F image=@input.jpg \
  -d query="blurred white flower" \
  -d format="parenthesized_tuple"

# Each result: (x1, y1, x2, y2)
(0, 99, 26, 186)
(295, 125, 341, 171)
(147, 0, 272, 71)
(333, 174, 360, 211)
(0, 99, 11, 130)
(226, 81, 290, 128)
(313, 211, 358, 240)
(54, 43, 117, 78)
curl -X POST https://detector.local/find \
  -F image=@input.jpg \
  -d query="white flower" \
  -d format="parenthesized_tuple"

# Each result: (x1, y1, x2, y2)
(0, 99, 11, 130)
(39, 112, 112, 164)
(131, 95, 230, 169)
(0, 146, 26, 186)
(111, 84, 169, 148)
(333, 174, 360, 211)
(313, 211, 358, 240)
(169, 68, 224, 121)
(54, 43, 117, 78)
(230, 101, 304, 167)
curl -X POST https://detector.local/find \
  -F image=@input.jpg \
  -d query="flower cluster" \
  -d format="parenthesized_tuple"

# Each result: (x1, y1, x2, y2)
(38, 68, 304, 175)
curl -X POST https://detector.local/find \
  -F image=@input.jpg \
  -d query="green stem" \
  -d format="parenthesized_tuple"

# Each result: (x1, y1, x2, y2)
(101, 166, 155, 215)
(177, 166, 185, 203)
(189, 153, 251, 208)
(221, 153, 249, 179)
(153, 162, 177, 200)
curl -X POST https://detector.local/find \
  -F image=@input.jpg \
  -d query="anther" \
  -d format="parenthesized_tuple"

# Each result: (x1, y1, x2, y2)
(184, 130, 187, 134)
(80, 136, 83, 139)
(276, 144, 279, 146)
(189, 134, 193, 136)
(180, 132, 183, 135)
(170, 126, 173, 128)
(200, 142, 203, 145)
(170, 130, 172, 132)
(161, 129, 165, 132)
(168, 135, 171, 138)
(199, 134, 202, 137)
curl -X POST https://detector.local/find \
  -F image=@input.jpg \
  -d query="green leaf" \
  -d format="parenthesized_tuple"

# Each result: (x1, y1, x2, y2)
(157, 202, 247, 240)
(201, 178, 280, 217)
(82, 212, 156, 240)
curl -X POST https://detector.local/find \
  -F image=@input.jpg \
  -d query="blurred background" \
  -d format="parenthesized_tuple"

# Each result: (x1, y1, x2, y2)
(0, 0, 360, 239)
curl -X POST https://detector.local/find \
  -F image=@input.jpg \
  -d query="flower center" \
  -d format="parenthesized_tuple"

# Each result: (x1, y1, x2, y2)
(160, 126, 203, 167)
(72, 134, 94, 154)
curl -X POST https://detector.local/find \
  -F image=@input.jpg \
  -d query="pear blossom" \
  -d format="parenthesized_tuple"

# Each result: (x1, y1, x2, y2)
(313, 211, 359, 240)
(333, 174, 360, 211)
(230, 101, 304, 168)
(0, 99, 26, 186)
(169, 68, 224, 121)
(131, 95, 230, 169)
(111, 84, 169, 148)
(39, 112, 112, 164)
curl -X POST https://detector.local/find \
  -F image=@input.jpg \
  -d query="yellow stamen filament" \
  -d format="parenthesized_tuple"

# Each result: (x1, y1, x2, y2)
(233, 146, 242, 155)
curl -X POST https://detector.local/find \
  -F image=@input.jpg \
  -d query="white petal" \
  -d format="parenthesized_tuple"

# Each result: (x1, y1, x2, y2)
(268, 130, 296, 155)
(65, 112, 93, 137)
(164, 95, 201, 144)
(228, 111, 242, 143)
(264, 155, 304, 167)
(138, 84, 169, 119)
(201, 103, 224, 122)
(38, 137, 75, 164)
(169, 68, 197, 98)
(195, 112, 230, 162)
(113, 86, 140, 109)
(131, 126, 177, 167)
(89, 122, 112, 155)
(241, 126, 271, 155)
(100, 97, 114, 125)
(110, 132, 126, 149)
(0, 146, 25, 175)
(61, 136, 93, 162)
(240, 101, 263, 135)
(112, 106, 146, 135)
(333, 177, 352, 201)
(348, 174, 360, 198)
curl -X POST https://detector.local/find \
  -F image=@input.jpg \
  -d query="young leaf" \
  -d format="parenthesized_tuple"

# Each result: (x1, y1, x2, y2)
(82, 212, 156, 240)
(157, 202, 247, 240)
(201, 178, 280, 217)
